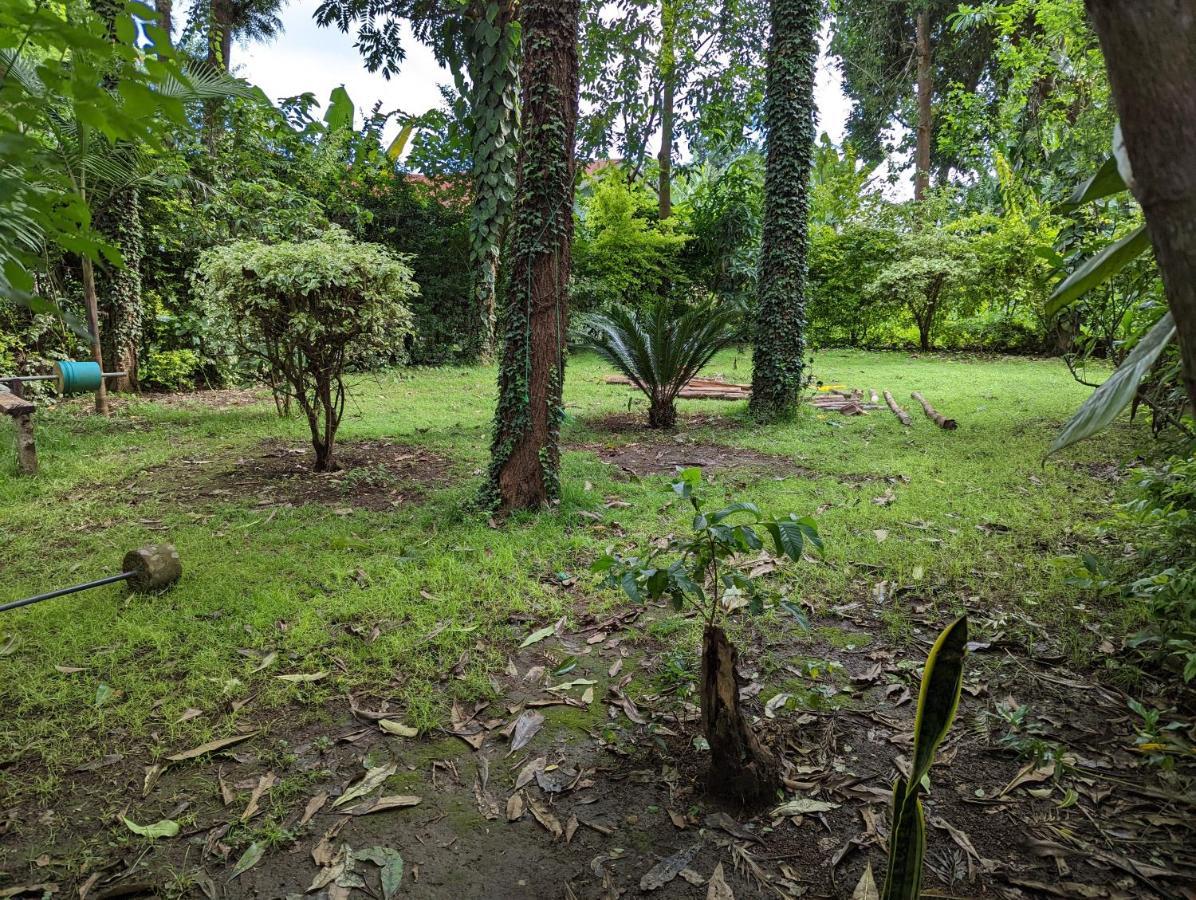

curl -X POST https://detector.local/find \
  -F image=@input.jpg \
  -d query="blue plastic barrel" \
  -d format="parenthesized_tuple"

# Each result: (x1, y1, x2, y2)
(54, 360, 103, 395)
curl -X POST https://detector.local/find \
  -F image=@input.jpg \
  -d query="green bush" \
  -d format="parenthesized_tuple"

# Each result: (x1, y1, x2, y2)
(1121, 453, 1196, 682)
(194, 228, 417, 471)
(572, 173, 690, 312)
(140, 348, 201, 392)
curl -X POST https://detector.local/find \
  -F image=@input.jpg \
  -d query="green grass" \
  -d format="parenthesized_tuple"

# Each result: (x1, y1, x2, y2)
(0, 349, 1146, 799)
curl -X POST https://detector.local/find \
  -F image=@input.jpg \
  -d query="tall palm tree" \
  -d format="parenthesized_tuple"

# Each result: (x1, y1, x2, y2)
(749, 0, 819, 422)
(485, 0, 581, 513)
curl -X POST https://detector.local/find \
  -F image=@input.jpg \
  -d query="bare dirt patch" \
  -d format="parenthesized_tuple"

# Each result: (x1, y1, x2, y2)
(123, 439, 456, 512)
(570, 439, 815, 478)
(577, 411, 744, 434)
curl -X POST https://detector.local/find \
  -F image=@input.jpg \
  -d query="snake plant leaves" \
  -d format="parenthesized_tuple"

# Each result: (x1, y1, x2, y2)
(910, 616, 968, 789)
(1047, 225, 1151, 317)
(882, 778, 927, 900)
(1047, 312, 1176, 457)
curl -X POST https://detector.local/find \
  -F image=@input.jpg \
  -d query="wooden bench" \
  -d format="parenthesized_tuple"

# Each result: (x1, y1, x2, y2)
(0, 385, 37, 474)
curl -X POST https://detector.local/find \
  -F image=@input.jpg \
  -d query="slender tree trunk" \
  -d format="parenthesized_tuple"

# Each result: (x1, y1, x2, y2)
(701, 626, 779, 802)
(203, 0, 232, 148)
(466, 0, 520, 359)
(156, 0, 172, 44)
(749, 0, 819, 422)
(96, 188, 144, 392)
(914, 6, 933, 202)
(657, 0, 676, 220)
(485, 0, 580, 514)
(80, 256, 110, 416)
(1084, 0, 1196, 414)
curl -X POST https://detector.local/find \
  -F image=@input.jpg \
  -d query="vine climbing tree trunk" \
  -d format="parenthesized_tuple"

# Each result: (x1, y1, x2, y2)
(96, 187, 144, 392)
(749, 0, 819, 422)
(914, 5, 932, 202)
(465, 0, 520, 359)
(657, 0, 676, 220)
(485, 0, 580, 514)
(1084, 0, 1196, 415)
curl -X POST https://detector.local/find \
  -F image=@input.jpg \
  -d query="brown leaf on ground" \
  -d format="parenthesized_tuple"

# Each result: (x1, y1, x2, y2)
(341, 795, 422, 816)
(507, 709, 545, 755)
(300, 791, 328, 826)
(707, 863, 734, 900)
(240, 771, 277, 821)
(506, 792, 524, 822)
(526, 794, 563, 839)
(165, 731, 257, 762)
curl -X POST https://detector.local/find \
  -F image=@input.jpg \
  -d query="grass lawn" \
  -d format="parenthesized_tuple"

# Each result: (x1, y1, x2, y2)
(1, 349, 1178, 898)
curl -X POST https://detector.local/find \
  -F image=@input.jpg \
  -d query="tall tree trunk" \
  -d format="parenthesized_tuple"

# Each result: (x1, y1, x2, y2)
(657, 0, 676, 220)
(484, 0, 580, 514)
(914, 6, 932, 202)
(80, 256, 110, 416)
(156, 0, 172, 45)
(701, 626, 779, 802)
(203, 0, 233, 148)
(1084, 0, 1196, 414)
(96, 188, 144, 392)
(749, 0, 819, 422)
(466, 0, 520, 359)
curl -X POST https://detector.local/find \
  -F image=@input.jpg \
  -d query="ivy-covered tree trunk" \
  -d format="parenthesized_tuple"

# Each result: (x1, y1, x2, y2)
(913, 5, 932, 202)
(95, 188, 144, 392)
(657, 0, 676, 220)
(464, 0, 520, 358)
(749, 0, 818, 422)
(485, 0, 580, 514)
(1084, 0, 1196, 416)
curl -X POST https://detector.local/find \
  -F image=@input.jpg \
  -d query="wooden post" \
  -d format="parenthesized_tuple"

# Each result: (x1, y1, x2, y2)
(1, 389, 37, 474)
(911, 391, 957, 430)
(884, 390, 912, 426)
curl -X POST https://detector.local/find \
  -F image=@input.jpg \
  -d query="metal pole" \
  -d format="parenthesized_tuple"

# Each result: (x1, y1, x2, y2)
(0, 571, 134, 613)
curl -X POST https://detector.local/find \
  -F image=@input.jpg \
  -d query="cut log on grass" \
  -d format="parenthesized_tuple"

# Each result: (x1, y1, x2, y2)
(912, 391, 957, 430)
(1, 388, 37, 474)
(884, 390, 913, 426)
(870, 389, 879, 405)
(700, 625, 779, 803)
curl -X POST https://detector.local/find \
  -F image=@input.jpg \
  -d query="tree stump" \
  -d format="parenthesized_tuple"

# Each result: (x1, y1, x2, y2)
(700, 625, 779, 803)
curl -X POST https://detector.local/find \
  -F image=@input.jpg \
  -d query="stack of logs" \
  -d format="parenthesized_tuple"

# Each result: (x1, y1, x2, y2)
(603, 375, 958, 429)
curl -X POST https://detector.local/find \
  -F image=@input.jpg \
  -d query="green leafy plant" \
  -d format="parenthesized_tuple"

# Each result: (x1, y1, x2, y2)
(594, 467, 821, 800)
(578, 300, 740, 428)
(880, 616, 969, 900)
(193, 229, 417, 471)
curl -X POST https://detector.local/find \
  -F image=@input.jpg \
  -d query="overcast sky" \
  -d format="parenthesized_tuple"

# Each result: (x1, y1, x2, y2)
(228, 3, 855, 158)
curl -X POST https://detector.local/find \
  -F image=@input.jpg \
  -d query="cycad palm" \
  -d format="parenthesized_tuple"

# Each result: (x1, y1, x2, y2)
(580, 301, 741, 428)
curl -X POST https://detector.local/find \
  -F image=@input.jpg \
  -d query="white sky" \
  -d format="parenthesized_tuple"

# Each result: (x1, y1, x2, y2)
(227, 3, 857, 166)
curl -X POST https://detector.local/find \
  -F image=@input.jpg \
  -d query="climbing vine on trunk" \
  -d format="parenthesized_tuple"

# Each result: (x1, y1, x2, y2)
(462, 0, 520, 358)
(484, 0, 580, 514)
(749, 0, 818, 422)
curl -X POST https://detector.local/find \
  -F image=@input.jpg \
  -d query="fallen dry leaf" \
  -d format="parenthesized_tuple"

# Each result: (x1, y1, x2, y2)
(707, 863, 734, 900)
(166, 731, 257, 763)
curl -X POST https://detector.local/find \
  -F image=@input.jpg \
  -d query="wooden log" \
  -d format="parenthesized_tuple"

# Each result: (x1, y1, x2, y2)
(911, 391, 957, 430)
(1, 389, 37, 474)
(883, 390, 913, 426)
(869, 388, 879, 405)
(15, 412, 37, 474)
